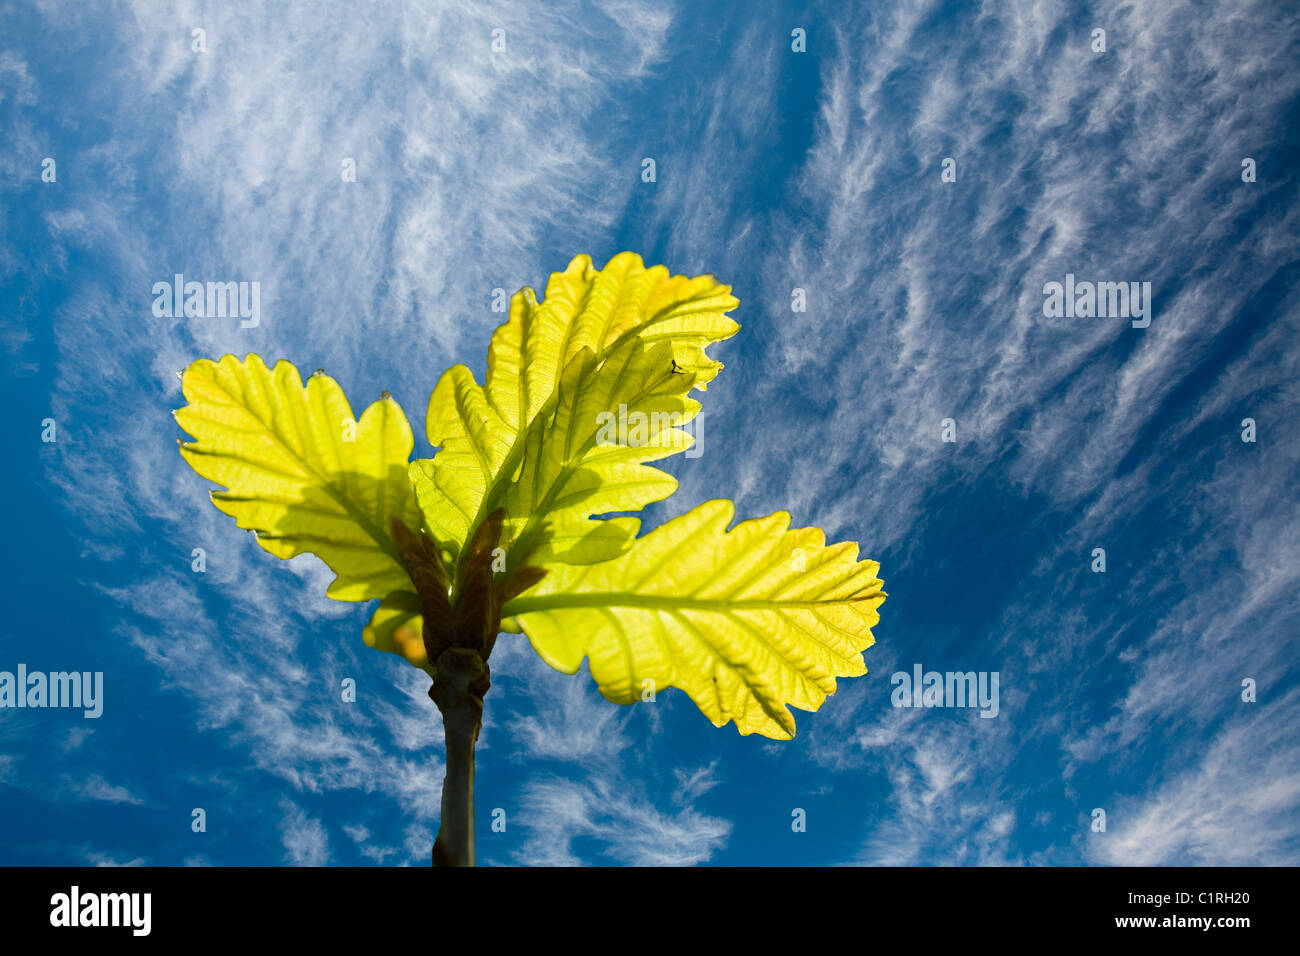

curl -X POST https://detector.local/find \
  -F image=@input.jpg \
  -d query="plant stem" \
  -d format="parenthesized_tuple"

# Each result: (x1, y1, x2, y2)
(429, 647, 488, 867)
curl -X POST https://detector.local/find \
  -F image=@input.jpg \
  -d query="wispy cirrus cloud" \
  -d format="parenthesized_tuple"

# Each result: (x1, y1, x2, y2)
(510, 775, 732, 867)
(1087, 689, 1300, 866)
(677, 0, 1299, 548)
(280, 798, 331, 867)
(68, 774, 146, 806)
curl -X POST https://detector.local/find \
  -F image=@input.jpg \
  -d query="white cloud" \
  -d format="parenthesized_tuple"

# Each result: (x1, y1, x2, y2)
(500, 653, 632, 764)
(70, 774, 146, 806)
(1089, 690, 1300, 865)
(280, 799, 331, 866)
(86, 852, 149, 867)
(511, 776, 731, 866)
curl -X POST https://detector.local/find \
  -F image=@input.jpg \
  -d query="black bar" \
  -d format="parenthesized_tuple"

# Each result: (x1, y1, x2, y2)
(1, 866, 1283, 941)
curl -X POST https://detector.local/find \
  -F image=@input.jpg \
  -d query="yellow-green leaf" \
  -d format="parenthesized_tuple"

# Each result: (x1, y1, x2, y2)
(174, 354, 423, 602)
(411, 252, 739, 568)
(362, 591, 432, 674)
(502, 499, 886, 739)
(501, 336, 702, 566)
(410, 364, 512, 556)
(485, 251, 739, 433)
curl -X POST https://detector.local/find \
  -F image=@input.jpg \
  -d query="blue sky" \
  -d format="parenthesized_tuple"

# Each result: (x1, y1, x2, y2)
(2, 0, 1298, 866)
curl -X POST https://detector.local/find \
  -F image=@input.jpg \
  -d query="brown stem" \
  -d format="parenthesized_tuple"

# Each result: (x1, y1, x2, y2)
(429, 647, 488, 867)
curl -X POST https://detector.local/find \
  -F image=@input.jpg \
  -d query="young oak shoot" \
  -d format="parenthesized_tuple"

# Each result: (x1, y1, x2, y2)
(173, 252, 886, 866)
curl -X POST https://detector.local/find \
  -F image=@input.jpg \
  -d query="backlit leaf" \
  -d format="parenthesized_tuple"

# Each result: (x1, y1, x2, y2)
(410, 252, 738, 569)
(502, 499, 886, 739)
(174, 354, 422, 602)
(500, 336, 702, 566)
(485, 251, 739, 432)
